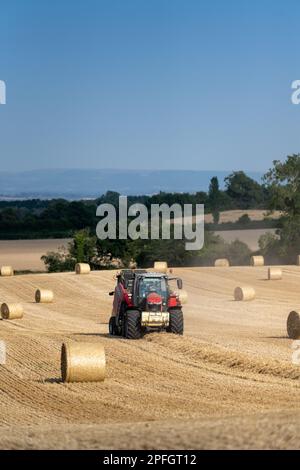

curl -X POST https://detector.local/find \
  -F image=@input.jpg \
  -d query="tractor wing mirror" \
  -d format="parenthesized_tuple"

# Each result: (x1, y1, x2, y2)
(109, 291, 114, 296)
(177, 279, 183, 290)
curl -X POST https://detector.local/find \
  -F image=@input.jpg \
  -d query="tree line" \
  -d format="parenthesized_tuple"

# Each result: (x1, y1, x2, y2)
(0, 170, 269, 239)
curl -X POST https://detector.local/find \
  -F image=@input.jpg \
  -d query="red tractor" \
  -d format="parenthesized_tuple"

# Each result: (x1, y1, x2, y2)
(108, 269, 185, 339)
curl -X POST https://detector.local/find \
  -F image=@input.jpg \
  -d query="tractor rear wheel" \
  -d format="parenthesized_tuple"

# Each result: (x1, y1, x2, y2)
(124, 310, 143, 339)
(109, 316, 117, 336)
(168, 309, 184, 335)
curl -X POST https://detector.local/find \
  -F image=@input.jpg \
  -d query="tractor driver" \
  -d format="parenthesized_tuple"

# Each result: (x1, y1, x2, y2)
(139, 278, 168, 303)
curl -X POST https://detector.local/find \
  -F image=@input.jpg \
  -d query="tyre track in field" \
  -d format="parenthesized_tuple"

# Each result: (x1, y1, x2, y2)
(145, 333, 300, 383)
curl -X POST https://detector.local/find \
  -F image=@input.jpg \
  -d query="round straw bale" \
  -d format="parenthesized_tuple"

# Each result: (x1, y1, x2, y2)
(0, 266, 14, 277)
(61, 342, 106, 383)
(1, 303, 23, 320)
(268, 267, 282, 280)
(287, 311, 300, 339)
(214, 258, 230, 267)
(35, 289, 54, 303)
(153, 261, 168, 274)
(234, 286, 255, 301)
(174, 289, 188, 305)
(75, 263, 91, 274)
(250, 255, 264, 266)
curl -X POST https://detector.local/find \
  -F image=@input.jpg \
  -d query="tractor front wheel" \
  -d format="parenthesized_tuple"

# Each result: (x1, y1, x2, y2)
(124, 310, 143, 339)
(168, 309, 184, 335)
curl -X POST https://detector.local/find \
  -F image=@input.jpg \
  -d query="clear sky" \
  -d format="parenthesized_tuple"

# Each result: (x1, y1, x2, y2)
(0, 0, 299, 172)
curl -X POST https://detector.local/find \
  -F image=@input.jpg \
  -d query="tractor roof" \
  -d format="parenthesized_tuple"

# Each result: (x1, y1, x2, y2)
(120, 269, 147, 274)
(135, 272, 166, 278)
(119, 269, 167, 282)
(120, 269, 165, 277)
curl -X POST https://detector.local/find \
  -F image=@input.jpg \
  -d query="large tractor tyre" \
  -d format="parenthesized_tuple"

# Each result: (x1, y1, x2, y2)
(124, 310, 143, 340)
(168, 309, 184, 335)
(109, 316, 117, 336)
(109, 316, 122, 336)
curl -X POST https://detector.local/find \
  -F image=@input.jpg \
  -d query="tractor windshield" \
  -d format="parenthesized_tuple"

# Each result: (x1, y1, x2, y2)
(138, 277, 167, 302)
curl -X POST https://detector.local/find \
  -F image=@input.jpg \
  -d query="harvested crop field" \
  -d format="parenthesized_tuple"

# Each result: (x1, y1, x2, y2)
(1, 266, 300, 449)
(218, 228, 277, 250)
(0, 239, 71, 271)
(204, 209, 281, 224)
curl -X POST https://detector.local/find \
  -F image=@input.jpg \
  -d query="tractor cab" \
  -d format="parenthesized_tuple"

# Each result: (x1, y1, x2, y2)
(133, 273, 168, 312)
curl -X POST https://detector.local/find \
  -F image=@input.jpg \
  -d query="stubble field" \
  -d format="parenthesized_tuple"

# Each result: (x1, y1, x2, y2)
(0, 266, 299, 449)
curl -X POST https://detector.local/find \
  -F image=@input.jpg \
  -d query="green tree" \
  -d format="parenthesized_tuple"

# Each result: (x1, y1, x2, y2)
(225, 239, 252, 265)
(212, 211, 220, 225)
(69, 228, 97, 263)
(238, 214, 251, 225)
(208, 177, 220, 206)
(225, 171, 265, 209)
(208, 177, 221, 223)
(41, 248, 76, 273)
(264, 154, 300, 216)
(262, 154, 300, 262)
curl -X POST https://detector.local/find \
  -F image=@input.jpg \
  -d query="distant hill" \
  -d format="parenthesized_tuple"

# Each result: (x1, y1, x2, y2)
(0, 169, 263, 199)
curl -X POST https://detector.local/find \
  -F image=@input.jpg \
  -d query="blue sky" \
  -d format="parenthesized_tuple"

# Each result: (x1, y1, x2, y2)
(0, 0, 299, 172)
